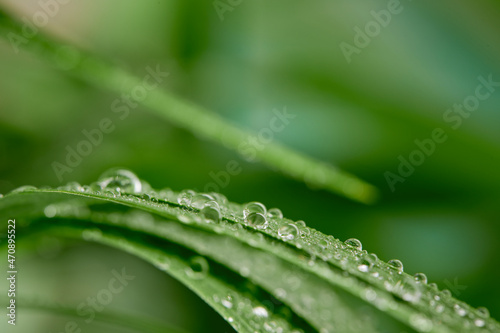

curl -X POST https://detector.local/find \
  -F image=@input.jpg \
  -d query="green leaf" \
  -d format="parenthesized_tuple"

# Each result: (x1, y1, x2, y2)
(0, 8, 377, 204)
(1, 171, 498, 332)
(8, 296, 189, 333)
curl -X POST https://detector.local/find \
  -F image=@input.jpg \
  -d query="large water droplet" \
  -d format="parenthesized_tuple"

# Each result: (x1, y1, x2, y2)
(191, 193, 215, 209)
(414, 273, 428, 284)
(345, 238, 362, 250)
(221, 294, 233, 309)
(278, 223, 299, 240)
(177, 190, 195, 206)
(246, 212, 268, 229)
(453, 304, 467, 317)
(61, 181, 82, 192)
(201, 201, 221, 223)
(243, 202, 266, 218)
(387, 259, 404, 273)
(267, 208, 283, 220)
(474, 319, 485, 327)
(399, 275, 422, 303)
(252, 306, 269, 318)
(441, 289, 451, 297)
(476, 307, 490, 318)
(295, 220, 306, 227)
(97, 169, 141, 193)
(357, 253, 377, 272)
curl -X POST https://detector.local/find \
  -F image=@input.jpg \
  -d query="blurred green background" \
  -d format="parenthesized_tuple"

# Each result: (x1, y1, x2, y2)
(1, 0, 499, 332)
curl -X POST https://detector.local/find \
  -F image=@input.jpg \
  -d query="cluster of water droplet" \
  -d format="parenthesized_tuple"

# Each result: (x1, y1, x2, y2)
(211, 291, 301, 333)
(6, 168, 498, 332)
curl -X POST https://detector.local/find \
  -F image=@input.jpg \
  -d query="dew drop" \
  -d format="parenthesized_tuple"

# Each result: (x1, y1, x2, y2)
(278, 223, 299, 240)
(453, 304, 467, 317)
(345, 238, 362, 250)
(441, 289, 451, 298)
(201, 201, 221, 223)
(295, 220, 306, 227)
(62, 181, 82, 191)
(191, 193, 215, 209)
(474, 319, 485, 327)
(185, 256, 209, 279)
(477, 307, 490, 318)
(387, 259, 404, 273)
(267, 208, 283, 219)
(97, 169, 141, 193)
(434, 304, 444, 313)
(243, 202, 266, 218)
(318, 239, 329, 250)
(357, 253, 377, 272)
(399, 276, 422, 303)
(105, 190, 117, 198)
(300, 228, 310, 238)
(222, 300, 232, 308)
(246, 212, 268, 229)
(177, 190, 195, 206)
(11, 185, 37, 193)
(252, 306, 268, 318)
(414, 273, 428, 284)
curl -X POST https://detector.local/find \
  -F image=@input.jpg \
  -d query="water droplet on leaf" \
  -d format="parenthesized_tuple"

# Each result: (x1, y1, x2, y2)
(387, 259, 404, 273)
(453, 304, 467, 317)
(345, 238, 362, 250)
(414, 273, 428, 284)
(178, 190, 195, 206)
(252, 306, 268, 318)
(246, 212, 268, 229)
(11, 185, 37, 193)
(243, 202, 266, 218)
(98, 169, 141, 193)
(201, 201, 221, 223)
(477, 307, 490, 318)
(278, 223, 299, 240)
(267, 208, 283, 219)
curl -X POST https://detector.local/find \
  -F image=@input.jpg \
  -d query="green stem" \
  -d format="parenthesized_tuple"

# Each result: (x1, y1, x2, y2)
(0, 8, 378, 204)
